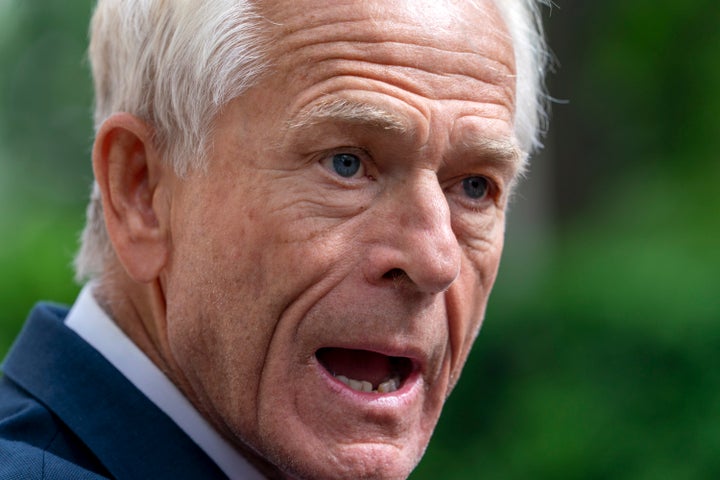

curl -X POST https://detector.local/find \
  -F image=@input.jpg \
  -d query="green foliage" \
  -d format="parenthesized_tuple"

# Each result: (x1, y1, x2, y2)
(412, 166, 720, 478)
(412, 0, 720, 478)
(0, 0, 93, 353)
(1, 1, 718, 478)
(0, 207, 81, 354)
(0, 0, 95, 198)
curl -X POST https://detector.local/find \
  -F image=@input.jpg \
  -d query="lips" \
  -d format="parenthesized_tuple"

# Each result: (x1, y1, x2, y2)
(315, 347, 415, 394)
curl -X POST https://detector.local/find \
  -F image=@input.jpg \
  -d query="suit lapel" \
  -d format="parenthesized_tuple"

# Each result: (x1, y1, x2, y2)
(3, 304, 227, 480)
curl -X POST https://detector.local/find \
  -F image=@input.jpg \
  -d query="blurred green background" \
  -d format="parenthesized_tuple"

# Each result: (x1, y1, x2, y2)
(1, 1, 718, 479)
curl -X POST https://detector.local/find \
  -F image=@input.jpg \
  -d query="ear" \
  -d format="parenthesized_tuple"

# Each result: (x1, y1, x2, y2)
(92, 113, 171, 283)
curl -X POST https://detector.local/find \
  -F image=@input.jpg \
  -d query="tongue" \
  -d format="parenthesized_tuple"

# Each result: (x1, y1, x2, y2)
(316, 348, 393, 386)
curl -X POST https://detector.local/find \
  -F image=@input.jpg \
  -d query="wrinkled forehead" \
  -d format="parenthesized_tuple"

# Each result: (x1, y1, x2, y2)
(247, 0, 519, 155)
(258, 0, 515, 75)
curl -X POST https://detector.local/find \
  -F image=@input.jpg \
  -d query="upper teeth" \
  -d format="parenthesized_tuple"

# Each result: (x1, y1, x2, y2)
(335, 374, 400, 394)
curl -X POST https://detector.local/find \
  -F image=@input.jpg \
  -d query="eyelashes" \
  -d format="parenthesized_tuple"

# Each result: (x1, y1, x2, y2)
(318, 148, 499, 209)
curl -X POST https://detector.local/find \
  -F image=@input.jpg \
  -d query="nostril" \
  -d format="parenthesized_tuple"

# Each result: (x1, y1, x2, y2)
(382, 268, 406, 281)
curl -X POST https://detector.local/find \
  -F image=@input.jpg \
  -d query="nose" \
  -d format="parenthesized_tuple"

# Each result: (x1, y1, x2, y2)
(364, 171, 461, 294)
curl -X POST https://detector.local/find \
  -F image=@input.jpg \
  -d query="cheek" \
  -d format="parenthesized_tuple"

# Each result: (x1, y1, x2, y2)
(160, 234, 270, 432)
(162, 184, 361, 432)
(445, 220, 505, 387)
(159, 193, 288, 431)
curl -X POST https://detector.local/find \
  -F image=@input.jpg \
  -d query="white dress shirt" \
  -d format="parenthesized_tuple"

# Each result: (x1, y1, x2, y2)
(65, 284, 266, 480)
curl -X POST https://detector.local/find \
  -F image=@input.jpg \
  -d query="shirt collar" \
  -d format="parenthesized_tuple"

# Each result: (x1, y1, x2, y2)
(65, 283, 266, 480)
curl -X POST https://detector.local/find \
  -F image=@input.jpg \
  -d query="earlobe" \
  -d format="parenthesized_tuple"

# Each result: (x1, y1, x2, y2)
(93, 113, 170, 283)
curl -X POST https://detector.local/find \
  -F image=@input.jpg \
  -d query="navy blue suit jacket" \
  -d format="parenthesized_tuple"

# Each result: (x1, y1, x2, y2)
(0, 303, 229, 479)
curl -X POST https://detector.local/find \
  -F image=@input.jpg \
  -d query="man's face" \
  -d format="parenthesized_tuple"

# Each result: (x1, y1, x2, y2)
(161, 0, 518, 477)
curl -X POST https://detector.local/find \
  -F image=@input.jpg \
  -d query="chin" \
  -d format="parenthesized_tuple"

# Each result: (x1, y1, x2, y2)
(267, 441, 424, 480)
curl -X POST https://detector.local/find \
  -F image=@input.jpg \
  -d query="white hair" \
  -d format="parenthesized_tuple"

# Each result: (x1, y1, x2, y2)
(75, 0, 271, 280)
(74, 0, 551, 282)
(492, 0, 551, 154)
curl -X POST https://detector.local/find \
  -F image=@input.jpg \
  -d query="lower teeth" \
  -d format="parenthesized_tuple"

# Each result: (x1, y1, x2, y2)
(335, 374, 400, 393)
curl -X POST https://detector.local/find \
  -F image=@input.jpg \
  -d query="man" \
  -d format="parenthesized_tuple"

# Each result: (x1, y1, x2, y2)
(0, 0, 549, 478)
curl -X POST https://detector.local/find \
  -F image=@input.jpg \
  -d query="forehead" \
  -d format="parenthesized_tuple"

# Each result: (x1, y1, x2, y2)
(259, 0, 516, 102)
(238, 0, 520, 165)
(262, 0, 507, 38)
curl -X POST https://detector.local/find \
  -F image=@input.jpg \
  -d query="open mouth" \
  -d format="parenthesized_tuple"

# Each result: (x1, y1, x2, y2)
(316, 347, 414, 394)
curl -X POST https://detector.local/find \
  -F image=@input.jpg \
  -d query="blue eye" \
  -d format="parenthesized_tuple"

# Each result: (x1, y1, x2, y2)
(462, 176, 489, 199)
(332, 153, 362, 178)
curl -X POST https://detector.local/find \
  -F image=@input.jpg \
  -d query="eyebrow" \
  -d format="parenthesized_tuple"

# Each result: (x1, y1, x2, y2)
(285, 97, 527, 177)
(459, 136, 527, 176)
(286, 98, 409, 133)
